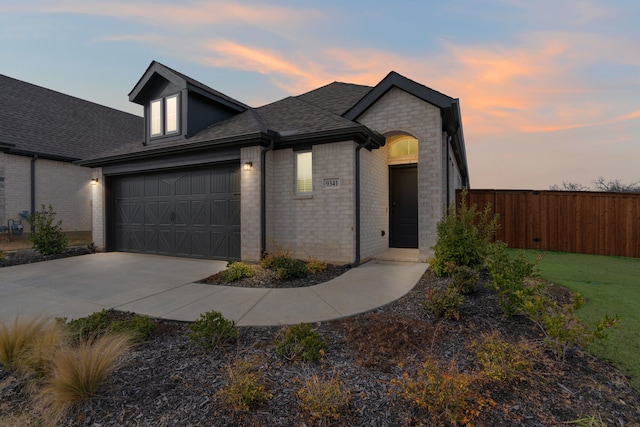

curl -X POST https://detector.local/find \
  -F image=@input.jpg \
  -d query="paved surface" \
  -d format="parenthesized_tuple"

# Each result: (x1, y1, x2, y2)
(0, 253, 428, 326)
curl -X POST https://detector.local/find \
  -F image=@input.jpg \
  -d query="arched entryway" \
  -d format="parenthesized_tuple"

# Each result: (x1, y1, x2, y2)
(387, 134, 418, 248)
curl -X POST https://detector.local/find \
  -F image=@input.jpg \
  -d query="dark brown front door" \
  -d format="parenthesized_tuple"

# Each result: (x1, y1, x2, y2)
(390, 165, 418, 248)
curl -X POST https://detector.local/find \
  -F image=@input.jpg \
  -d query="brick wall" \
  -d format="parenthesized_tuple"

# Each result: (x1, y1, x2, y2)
(359, 146, 389, 259)
(265, 141, 355, 264)
(240, 146, 262, 262)
(358, 87, 445, 260)
(90, 168, 105, 249)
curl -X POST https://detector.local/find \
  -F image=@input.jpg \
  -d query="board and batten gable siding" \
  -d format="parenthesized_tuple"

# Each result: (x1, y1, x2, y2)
(1, 152, 93, 233)
(265, 141, 355, 264)
(357, 86, 445, 260)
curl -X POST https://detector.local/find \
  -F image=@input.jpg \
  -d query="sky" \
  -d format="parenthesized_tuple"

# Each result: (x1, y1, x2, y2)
(1, 0, 639, 190)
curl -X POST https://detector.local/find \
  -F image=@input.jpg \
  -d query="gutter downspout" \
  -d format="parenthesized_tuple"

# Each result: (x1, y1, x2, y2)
(260, 137, 275, 258)
(352, 136, 374, 268)
(30, 155, 38, 232)
(446, 135, 451, 209)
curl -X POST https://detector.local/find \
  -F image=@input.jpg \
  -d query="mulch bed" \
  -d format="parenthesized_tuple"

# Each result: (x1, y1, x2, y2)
(1, 255, 640, 426)
(0, 246, 94, 268)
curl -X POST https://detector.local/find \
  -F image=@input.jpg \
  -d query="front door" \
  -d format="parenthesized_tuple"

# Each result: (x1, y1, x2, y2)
(390, 165, 418, 248)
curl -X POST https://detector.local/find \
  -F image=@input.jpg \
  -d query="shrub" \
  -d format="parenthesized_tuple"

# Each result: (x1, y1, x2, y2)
(26, 204, 68, 255)
(36, 334, 132, 420)
(0, 317, 50, 372)
(523, 292, 620, 360)
(20, 322, 66, 378)
(221, 261, 254, 282)
(469, 332, 536, 382)
(187, 311, 237, 349)
(429, 190, 498, 276)
(424, 287, 463, 320)
(217, 357, 271, 412)
(391, 356, 494, 426)
(297, 373, 351, 423)
(450, 265, 481, 294)
(62, 310, 155, 344)
(275, 323, 327, 362)
(305, 258, 327, 274)
(261, 252, 308, 280)
(485, 244, 542, 316)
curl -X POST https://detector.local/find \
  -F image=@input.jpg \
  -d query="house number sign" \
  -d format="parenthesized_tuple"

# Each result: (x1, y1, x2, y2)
(323, 178, 340, 189)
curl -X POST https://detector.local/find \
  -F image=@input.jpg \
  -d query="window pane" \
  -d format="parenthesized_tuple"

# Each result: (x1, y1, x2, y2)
(388, 136, 418, 158)
(166, 95, 179, 134)
(297, 152, 312, 193)
(150, 100, 162, 136)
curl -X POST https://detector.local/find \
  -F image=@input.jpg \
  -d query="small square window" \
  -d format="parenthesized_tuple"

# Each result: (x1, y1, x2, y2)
(296, 151, 312, 193)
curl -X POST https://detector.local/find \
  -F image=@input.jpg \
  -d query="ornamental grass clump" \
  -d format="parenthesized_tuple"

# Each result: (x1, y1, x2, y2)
(36, 333, 133, 421)
(0, 317, 50, 372)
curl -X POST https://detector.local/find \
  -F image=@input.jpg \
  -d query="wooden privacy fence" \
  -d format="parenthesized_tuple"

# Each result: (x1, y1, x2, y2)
(457, 190, 640, 258)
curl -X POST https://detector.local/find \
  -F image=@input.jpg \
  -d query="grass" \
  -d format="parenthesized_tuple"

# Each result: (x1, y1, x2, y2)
(514, 249, 640, 391)
(0, 317, 50, 372)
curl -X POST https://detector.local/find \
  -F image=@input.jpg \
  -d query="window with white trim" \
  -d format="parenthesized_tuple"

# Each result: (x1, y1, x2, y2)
(296, 151, 313, 193)
(149, 94, 180, 138)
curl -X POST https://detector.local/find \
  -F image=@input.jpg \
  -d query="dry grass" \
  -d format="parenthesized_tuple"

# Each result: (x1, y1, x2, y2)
(0, 317, 50, 372)
(36, 333, 133, 420)
(297, 373, 351, 424)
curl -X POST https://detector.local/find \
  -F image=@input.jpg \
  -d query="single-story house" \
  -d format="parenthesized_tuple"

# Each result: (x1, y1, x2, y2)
(79, 61, 469, 265)
(0, 74, 142, 241)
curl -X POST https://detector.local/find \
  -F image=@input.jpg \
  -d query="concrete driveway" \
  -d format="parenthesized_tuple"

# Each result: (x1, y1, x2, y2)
(0, 252, 427, 326)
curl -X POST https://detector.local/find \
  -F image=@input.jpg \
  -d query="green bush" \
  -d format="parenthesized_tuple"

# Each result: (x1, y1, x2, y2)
(221, 261, 254, 282)
(423, 288, 463, 320)
(428, 191, 498, 276)
(261, 252, 308, 280)
(27, 204, 68, 255)
(485, 244, 541, 317)
(305, 258, 327, 274)
(275, 323, 327, 362)
(63, 310, 155, 343)
(187, 311, 237, 349)
(450, 265, 481, 294)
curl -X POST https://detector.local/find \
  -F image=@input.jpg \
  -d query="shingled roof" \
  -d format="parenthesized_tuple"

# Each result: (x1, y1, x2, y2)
(0, 74, 143, 161)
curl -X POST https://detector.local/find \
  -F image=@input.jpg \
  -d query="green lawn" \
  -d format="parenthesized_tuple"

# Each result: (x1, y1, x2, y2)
(514, 249, 640, 391)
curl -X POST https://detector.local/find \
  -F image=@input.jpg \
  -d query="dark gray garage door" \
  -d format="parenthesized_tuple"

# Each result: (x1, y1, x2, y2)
(111, 165, 240, 260)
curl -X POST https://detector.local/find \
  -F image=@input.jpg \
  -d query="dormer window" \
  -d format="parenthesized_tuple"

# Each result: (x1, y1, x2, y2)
(150, 94, 180, 138)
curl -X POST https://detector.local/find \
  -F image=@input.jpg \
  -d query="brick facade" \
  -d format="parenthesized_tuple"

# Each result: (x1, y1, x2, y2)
(358, 87, 463, 260)
(2, 153, 93, 235)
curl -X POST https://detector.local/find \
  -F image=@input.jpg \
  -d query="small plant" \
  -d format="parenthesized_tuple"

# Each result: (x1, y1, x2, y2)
(261, 251, 308, 280)
(424, 287, 463, 320)
(217, 357, 272, 412)
(450, 265, 481, 294)
(36, 334, 132, 420)
(62, 310, 155, 343)
(187, 310, 237, 349)
(486, 244, 542, 316)
(275, 323, 327, 362)
(27, 204, 68, 255)
(469, 331, 536, 382)
(305, 258, 327, 274)
(429, 190, 499, 276)
(297, 373, 351, 423)
(0, 317, 50, 372)
(20, 321, 67, 378)
(221, 261, 254, 282)
(391, 356, 494, 426)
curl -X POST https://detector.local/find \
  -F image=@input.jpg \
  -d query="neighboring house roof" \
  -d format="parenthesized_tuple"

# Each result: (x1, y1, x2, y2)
(0, 74, 143, 161)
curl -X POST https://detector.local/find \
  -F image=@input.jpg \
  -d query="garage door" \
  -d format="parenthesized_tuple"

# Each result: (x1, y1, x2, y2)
(111, 165, 240, 260)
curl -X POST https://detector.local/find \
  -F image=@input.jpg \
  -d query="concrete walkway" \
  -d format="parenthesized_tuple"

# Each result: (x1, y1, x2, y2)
(0, 253, 427, 326)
